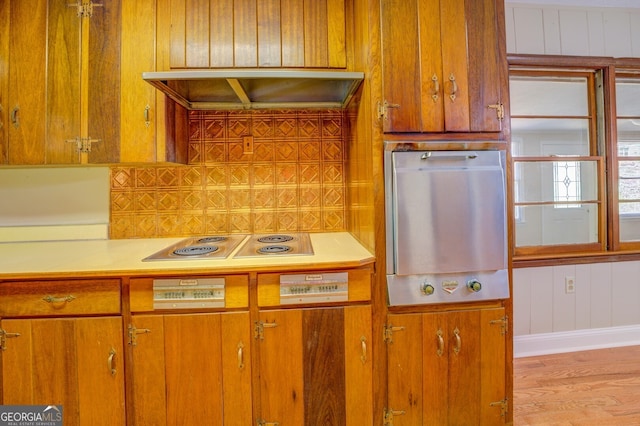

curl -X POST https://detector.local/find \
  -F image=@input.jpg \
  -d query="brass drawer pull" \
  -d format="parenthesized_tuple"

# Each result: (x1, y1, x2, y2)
(43, 295, 76, 304)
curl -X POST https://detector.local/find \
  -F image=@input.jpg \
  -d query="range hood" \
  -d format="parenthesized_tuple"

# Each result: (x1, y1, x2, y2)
(142, 69, 364, 110)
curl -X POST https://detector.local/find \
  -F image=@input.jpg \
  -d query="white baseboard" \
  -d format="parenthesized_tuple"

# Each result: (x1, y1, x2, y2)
(514, 324, 640, 358)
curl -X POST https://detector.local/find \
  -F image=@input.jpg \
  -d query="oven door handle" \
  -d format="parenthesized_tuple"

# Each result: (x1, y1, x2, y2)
(421, 152, 478, 160)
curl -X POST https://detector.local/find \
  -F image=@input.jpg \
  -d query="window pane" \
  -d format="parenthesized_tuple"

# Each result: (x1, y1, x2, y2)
(616, 79, 640, 116)
(515, 161, 598, 203)
(617, 77, 640, 241)
(618, 137, 640, 155)
(511, 118, 591, 156)
(510, 76, 588, 116)
(617, 119, 640, 136)
(620, 205, 640, 241)
(515, 204, 599, 246)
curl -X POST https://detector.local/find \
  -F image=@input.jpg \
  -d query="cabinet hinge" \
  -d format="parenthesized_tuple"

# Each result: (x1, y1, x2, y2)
(487, 102, 505, 120)
(66, 136, 101, 154)
(383, 324, 405, 344)
(69, 1, 103, 18)
(489, 397, 509, 417)
(377, 100, 400, 120)
(127, 324, 151, 346)
(0, 328, 21, 351)
(256, 419, 279, 426)
(254, 320, 278, 340)
(383, 408, 406, 425)
(489, 316, 509, 336)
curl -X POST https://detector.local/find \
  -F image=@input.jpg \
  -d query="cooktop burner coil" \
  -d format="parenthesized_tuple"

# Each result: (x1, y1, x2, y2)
(173, 245, 219, 256)
(257, 235, 294, 244)
(257, 245, 293, 254)
(197, 236, 227, 244)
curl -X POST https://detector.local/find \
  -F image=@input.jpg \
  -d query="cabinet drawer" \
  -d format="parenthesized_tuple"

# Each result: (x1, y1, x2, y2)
(0, 279, 121, 317)
(257, 268, 371, 307)
(129, 275, 249, 312)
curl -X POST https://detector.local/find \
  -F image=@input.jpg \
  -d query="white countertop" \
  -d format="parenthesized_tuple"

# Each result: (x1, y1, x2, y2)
(0, 232, 374, 279)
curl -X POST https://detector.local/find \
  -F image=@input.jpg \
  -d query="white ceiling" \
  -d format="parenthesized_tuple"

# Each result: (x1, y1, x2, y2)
(506, 0, 640, 8)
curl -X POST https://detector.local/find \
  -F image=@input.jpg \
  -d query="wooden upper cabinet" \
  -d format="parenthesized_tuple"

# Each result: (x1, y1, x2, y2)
(380, 0, 507, 134)
(158, 0, 347, 70)
(120, 0, 158, 163)
(1, 0, 122, 165)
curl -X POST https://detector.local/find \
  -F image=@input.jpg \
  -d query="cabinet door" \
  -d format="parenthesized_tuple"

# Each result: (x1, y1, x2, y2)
(158, 0, 347, 69)
(381, 0, 505, 133)
(84, 0, 121, 163)
(120, 0, 157, 162)
(257, 306, 372, 425)
(129, 312, 252, 426)
(5, 0, 48, 164)
(387, 308, 507, 425)
(0, 0, 7, 163)
(0, 317, 125, 426)
(426, 310, 482, 425)
(3, 0, 122, 164)
(386, 313, 424, 425)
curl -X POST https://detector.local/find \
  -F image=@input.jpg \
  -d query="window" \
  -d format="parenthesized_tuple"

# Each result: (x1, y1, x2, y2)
(509, 70, 604, 256)
(616, 74, 640, 245)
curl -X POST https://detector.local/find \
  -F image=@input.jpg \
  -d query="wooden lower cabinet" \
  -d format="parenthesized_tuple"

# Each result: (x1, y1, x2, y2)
(386, 307, 507, 425)
(256, 305, 373, 426)
(128, 311, 252, 425)
(0, 316, 126, 425)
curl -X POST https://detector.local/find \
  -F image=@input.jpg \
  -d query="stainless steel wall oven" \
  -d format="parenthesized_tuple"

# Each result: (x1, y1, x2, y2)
(384, 147, 509, 305)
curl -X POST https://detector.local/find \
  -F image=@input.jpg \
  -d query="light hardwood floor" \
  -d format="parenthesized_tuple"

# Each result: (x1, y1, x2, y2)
(513, 345, 640, 425)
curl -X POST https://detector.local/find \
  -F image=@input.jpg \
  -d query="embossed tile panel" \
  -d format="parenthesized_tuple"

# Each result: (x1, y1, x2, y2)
(109, 109, 346, 238)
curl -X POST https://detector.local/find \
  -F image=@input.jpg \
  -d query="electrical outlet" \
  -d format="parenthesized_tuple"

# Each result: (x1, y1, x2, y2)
(243, 136, 254, 154)
(565, 276, 575, 294)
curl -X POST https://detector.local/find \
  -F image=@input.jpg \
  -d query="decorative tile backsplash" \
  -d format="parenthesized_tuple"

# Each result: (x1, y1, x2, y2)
(110, 109, 347, 239)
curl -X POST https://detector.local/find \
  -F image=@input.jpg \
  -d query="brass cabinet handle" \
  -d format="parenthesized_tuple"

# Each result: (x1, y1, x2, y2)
(449, 73, 458, 101)
(42, 295, 76, 304)
(453, 327, 461, 355)
(256, 420, 280, 426)
(432, 74, 439, 102)
(108, 348, 117, 376)
(10, 106, 19, 128)
(144, 104, 151, 127)
(237, 342, 245, 370)
(436, 329, 444, 357)
(360, 336, 367, 364)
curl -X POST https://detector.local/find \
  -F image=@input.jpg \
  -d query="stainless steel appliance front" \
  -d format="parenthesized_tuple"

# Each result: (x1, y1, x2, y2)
(385, 149, 509, 305)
